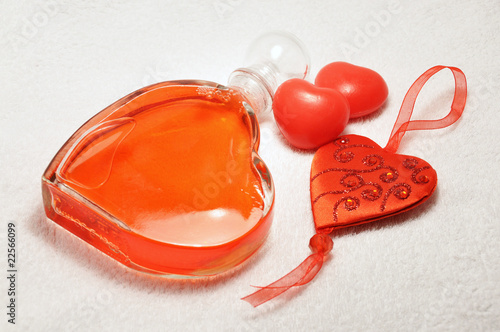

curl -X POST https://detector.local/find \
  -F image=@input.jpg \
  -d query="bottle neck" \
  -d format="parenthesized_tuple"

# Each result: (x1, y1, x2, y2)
(228, 64, 279, 116)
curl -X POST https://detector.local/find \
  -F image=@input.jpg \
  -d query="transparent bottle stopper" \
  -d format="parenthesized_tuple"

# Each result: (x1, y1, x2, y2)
(228, 31, 311, 115)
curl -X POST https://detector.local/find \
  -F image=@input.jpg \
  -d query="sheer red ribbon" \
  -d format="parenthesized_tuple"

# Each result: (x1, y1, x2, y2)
(384, 66, 467, 153)
(242, 233, 333, 307)
(242, 66, 467, 308)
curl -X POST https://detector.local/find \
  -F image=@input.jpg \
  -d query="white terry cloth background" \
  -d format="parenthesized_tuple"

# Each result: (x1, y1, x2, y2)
(1, 0, 499, 331)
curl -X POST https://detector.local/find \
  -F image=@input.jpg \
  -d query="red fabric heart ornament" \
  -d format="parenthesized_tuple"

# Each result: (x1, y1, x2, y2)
(311, 135, 437, 231)
(243, 66, 467, 308)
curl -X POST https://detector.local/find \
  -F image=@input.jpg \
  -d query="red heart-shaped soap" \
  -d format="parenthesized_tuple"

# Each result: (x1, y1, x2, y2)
(310, 135, 437, 230)
(315, 62, 388, 119)
(273, 78, 350, 150)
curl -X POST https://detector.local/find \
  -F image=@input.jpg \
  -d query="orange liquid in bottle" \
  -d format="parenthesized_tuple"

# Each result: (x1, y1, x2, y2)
(42, 82, 274, 276)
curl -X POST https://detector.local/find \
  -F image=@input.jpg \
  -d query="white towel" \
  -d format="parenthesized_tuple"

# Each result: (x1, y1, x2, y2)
(1, 0, 498, 330)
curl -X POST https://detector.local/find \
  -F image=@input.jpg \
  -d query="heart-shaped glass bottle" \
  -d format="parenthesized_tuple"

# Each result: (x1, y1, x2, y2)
(41, 32, 310, 277)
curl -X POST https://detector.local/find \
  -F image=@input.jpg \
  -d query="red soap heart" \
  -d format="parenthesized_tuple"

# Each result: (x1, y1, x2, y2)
(272, 78, 350, 150)
(310, 135, 437, 230)
(315, 62, 388, 119)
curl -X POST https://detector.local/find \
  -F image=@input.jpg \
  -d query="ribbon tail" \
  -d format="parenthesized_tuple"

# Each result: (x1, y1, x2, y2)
(242, 233, 333, 307)
(241, 253, 325, 307)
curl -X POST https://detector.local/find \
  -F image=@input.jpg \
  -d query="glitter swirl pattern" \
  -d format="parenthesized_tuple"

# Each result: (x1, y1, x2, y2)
(311, 135, 437, 225)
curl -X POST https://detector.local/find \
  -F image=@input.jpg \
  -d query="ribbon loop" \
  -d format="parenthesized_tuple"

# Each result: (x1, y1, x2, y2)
(384, 66, 467, 153)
